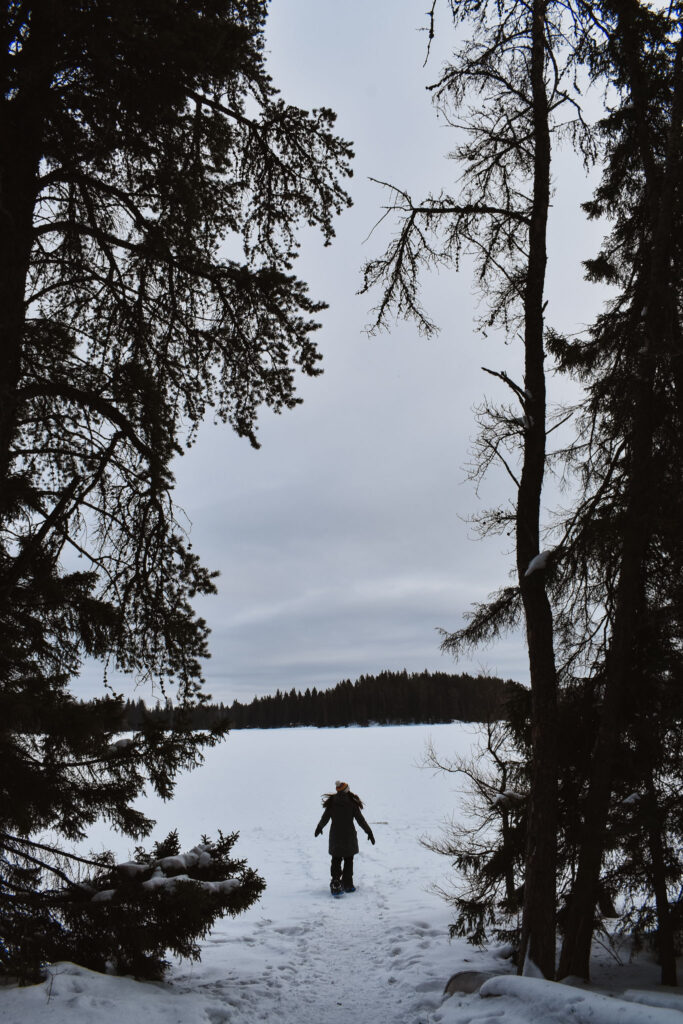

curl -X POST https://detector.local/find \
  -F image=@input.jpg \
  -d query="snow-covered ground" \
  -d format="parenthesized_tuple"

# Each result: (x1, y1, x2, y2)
(2, 724, 682, 1024)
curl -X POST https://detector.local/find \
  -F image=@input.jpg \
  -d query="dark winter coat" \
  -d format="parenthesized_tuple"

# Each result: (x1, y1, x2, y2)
(315, 791, 373, 857)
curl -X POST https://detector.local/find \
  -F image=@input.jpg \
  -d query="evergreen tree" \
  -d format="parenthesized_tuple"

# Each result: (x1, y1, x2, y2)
(0, 0, 351, 978)
(362, 0, 593, 977)
(549, 0, 683, 983)
(156, 670, 519, 730)
(421, 714, 529, 951)
(360, 0, 681, 985)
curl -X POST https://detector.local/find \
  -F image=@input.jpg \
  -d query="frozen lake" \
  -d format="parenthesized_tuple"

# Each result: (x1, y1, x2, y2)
(123, 722, 476, 884)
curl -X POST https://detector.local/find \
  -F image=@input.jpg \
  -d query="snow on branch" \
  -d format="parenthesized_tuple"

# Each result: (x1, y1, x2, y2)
(524, 550, 553, 577)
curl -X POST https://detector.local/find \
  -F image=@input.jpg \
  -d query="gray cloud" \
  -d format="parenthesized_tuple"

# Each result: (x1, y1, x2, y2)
(76, 0, 609, 704)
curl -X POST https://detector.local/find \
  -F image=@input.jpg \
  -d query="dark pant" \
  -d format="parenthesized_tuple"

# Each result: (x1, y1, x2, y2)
(331, 855, 354, 887)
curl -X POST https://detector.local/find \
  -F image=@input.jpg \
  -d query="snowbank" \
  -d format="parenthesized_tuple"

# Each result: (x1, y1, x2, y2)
(0, 962, 213, 1024)
(477, 976, 682, 1023)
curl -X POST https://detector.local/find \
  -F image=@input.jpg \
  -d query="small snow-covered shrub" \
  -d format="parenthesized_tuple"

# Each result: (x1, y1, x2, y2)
(3, 830, 265, 982)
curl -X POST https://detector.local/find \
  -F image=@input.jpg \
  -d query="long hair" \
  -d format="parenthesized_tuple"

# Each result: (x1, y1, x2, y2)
(322, 790, 363, 809)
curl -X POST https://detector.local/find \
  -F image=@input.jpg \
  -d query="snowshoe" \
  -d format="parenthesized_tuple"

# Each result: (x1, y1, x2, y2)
(330, 880, 343, 897)
(343, 885, 356, 893)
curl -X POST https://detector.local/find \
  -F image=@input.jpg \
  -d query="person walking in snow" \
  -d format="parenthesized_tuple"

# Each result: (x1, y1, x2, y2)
(314, 780, 375, 894)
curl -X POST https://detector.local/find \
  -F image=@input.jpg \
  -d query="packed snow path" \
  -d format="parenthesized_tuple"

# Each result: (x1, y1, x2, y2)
(170, 832, 459, 1024)
(162, 725, 475, 1023)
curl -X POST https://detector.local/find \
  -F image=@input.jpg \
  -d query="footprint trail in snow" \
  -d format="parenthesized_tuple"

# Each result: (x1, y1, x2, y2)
(171, 827, 455, 1024)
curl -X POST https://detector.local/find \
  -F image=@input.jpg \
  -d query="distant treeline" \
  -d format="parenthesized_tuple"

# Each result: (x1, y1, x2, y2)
(119, 669, 522, 730)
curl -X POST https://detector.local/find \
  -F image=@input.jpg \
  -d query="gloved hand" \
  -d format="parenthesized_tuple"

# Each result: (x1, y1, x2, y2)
(314, 827, 322, 837)
(367, 832, 375, 845)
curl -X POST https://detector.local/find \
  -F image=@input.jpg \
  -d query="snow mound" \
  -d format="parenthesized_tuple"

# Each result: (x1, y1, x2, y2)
(0, 962, 213, 1024)
(446, 975, 683, 1024)
(623, 989, 683, 1013)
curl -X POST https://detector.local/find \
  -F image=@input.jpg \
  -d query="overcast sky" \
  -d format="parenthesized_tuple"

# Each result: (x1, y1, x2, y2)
(85, 1, 611, 704)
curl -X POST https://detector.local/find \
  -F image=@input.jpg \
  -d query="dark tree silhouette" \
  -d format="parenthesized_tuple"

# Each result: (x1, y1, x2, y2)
(362, 0, 591, 978)
(552, 0, 683, 984)
(363, 0, 683, 985)
(120, 669, 519, 730)
(0, 0, 351, 978)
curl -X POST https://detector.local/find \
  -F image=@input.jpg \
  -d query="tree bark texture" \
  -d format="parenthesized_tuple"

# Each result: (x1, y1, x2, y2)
(516, 0, 558, 982)
(644, 776, 678, 987)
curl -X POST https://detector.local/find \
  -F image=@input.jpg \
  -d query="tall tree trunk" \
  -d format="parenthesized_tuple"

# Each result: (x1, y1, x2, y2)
(0, 6, 56, 496)
(0, 139, 39, 495)
(558, 8, 683, 982)
(644, 776, 678, 987)
(517, 0, 558, 981)
(557, 503, 649, 979)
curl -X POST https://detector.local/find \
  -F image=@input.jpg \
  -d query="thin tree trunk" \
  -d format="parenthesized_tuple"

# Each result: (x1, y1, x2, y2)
(517, 0, 558, 981)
